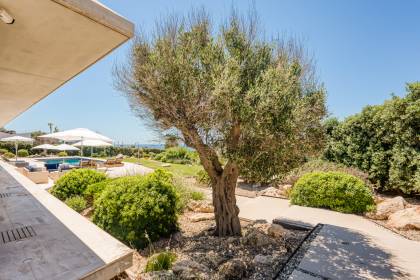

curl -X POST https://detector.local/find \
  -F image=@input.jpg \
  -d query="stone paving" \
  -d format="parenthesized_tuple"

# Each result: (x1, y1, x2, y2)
(0, 161, 133, 280)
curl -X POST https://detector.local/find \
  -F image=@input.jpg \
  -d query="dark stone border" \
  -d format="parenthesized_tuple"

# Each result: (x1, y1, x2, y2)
(274, 223, 324, 279)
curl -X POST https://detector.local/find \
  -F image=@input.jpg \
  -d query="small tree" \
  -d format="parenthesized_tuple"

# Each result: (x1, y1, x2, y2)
(115, 11, 326, 236)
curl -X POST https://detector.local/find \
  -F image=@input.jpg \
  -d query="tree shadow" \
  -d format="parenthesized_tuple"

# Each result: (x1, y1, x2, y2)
(297, 224, 409, 279)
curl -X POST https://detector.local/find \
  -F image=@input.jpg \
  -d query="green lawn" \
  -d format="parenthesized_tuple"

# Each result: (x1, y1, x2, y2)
(124, 157, 203, 177)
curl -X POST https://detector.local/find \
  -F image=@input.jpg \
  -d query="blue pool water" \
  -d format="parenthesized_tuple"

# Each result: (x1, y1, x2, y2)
(37, 157, 89, 170)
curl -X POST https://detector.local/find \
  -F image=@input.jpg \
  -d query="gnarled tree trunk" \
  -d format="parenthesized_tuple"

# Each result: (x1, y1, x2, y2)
(212, 162, 241, 236)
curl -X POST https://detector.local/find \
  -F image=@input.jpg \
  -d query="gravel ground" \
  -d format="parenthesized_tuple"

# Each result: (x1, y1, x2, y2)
(132, 212, 309, 279)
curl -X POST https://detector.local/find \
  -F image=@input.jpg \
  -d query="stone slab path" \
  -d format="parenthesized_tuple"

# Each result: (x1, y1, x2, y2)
(235, 195, 420, 279)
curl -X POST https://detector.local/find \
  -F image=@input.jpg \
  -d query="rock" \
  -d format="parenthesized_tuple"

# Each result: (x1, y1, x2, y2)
(80, 206, 94, 217)
(189, 213, 215, 222)
(218, 258, 247, 280)
(242, 229, 273, 247)
(141, 270, 176, 280)
(387, 206, 420, 230)
(368, 196, 406, 220)
(187, 201, 214, 213)
(279, 184, 292, 196)
(253, 254, 273, 265)
(250, 220, 270, 234)
(267, 224, 285, 238)
(172, 259, 210, 279)
(260, 187, 283, 198)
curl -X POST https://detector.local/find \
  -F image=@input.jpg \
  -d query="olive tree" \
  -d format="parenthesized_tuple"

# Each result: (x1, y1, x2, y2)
(115, 11, 326, 236)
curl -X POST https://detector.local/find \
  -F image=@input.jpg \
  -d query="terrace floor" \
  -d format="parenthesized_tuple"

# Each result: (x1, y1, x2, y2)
(0, 160, 133, 280)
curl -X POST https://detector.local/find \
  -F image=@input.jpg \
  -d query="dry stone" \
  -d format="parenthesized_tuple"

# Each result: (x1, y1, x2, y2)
(368, 196, 406, 220)
(387, 206, 420, 230)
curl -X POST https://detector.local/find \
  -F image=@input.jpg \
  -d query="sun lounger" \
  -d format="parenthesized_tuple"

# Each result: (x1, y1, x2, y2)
(104, 158, 124, 167)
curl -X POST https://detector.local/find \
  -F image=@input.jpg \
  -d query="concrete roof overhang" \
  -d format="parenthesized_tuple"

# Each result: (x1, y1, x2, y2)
(0, 0, 134, 127)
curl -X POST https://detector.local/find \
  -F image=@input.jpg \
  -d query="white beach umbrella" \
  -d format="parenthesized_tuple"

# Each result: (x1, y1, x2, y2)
(39, 128, 112, 156)
(73, 139, 112, 157)
(55, 144, 80, 151)
(32, 144, 57, 150)
(0, 135, 34, 160)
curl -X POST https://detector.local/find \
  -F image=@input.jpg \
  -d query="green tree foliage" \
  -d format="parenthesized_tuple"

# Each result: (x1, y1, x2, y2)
(92, 170, 179, 248)
(115, 10, 326, 236)
(324, 83, 420, 194)
(51, 169, 107, 200)
(290, 172, 375, 213)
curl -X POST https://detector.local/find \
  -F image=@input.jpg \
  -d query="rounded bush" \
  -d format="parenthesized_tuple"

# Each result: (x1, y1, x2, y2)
(17, 149, 29, 157)
(51, 169, 107, 201)
(290, 171, 375, 213)
(65, 195, 87, 212)
(145, 251, 176, 272)
(0, 148, 8, 155)
(3, 152, 15, 159)
(92, 170, 179, 248)
(57, 151, 68, 157)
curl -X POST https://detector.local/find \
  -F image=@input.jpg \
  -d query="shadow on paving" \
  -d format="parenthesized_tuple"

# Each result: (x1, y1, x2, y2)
(295, 224, 409, 280)
(0, 166, 106, 280)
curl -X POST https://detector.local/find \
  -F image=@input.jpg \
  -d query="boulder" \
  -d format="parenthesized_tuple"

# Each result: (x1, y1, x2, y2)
(267, 224, 285, 238)
(387, 206, 420, 230)
(368, 196, 406, 220)
(253, 254, 273, 265)
(187, 201, 214, 213)
(242, 229, 273, 247)
(189, 213, 214, 222)
(172, 259, 210, 279)
(260, 187, 283, 198)
(218, 258, 247, 280)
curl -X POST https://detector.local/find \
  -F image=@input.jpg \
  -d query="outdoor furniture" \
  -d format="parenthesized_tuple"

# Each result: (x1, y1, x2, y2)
(81, 159, 97, 168)
(14, 160, 29, 168)
(104, 158, 124, 167)
(21, 166, 49, 184)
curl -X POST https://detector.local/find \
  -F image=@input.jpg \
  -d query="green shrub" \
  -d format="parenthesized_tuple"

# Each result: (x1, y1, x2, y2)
(51, 169, 107, 200)
(3, 152, 15, 159)
(191, 191, 205, 201)
(324, 83, 420, 194)
(196, 169, 211, 186)
(290, 171, 375, 213)
(84, 179, 112, 205)
(145, 251, 176, 272)
(17, 149, 29, 157)
(155, 147, 196, 165)
(0, 148, 9, 155)
(92, 170, 179, 248)
(57, 151, 68, 157)
(65, 195, 87, 212)
(282, 159, 371, 187)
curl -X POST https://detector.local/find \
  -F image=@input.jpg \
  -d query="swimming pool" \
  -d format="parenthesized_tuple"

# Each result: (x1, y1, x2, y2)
(37, 157, 94, 170)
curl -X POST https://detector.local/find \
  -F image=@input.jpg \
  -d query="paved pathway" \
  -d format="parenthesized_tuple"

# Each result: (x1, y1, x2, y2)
(235, 195, 420, 279)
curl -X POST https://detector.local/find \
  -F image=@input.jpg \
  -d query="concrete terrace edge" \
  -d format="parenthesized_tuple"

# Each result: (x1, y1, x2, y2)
(52, 0, 134, 38)
(0, 160, 134, 279)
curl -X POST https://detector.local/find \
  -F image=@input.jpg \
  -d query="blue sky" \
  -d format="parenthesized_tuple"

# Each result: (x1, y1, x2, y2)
(6, 0, 420, 144)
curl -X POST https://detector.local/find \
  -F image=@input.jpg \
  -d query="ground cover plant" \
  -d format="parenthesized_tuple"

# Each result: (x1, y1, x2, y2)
(290, 171, 375, 213)
(115, 10, 326, 235)
(50, 169, 107, 200)
(92, 170, 179, 248)
(145, 251, 176, 272)
(324, 83, 420, 194)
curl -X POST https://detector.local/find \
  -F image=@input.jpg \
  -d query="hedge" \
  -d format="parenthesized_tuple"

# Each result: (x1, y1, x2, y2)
(324, 83, 420, 194)
(290, 171, 375, 213)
